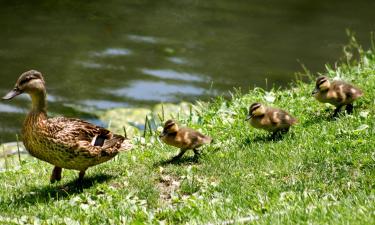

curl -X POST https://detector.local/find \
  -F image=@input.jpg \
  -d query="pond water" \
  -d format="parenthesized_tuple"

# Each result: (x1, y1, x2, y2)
(0, 0, 374, 142)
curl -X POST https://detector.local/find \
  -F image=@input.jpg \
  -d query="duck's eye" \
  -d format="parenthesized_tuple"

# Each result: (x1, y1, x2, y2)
(19, 76, 33, 86)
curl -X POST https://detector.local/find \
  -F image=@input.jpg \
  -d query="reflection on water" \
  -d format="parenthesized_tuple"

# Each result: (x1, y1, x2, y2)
(0, 0, 374, 142)
(109, 81, 205, 102)
(80, 100, 129, 110)
(141, 69, 205, 82)
(0, 103, 24, 113)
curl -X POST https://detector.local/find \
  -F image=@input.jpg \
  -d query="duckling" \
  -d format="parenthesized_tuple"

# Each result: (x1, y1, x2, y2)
(245, 103, 297, 138)
(312, 76, 363, 117)
(2, 70, 132, 183)
(159, 120, 212, 161)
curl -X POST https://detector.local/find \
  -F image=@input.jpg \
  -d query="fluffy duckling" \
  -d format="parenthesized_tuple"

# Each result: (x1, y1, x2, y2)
(245, 103, 297, 138)
(159, 120, 212, 161)
(312, 76, 363, 117)
(2, 70, 132, 183)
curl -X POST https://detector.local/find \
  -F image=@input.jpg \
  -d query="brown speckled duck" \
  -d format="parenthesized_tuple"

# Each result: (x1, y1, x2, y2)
(159, 120, 212, 161)
(2, 70, 132, 183)
(312, 76, 363, 117)
(246, 103, 297, 138)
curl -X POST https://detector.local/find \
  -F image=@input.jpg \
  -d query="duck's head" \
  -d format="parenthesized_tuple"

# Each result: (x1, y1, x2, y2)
(2, 70, 45, 100)
(246, 102, 266, 120)
(312, 76, 330, 95)
(159, 119, 179, 138)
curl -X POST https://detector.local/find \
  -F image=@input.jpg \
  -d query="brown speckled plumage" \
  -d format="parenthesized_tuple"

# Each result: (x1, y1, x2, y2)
(3, 70, 132, 183)
(312, 76, 363, 117)
(246, 103, 297, 137)
(160, 120, 212, 161)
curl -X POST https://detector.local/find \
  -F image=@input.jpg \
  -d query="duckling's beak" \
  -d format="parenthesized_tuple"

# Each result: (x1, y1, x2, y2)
(245, 114, 253, 121)
(311, 88, 319, 95)
(2, 88, 22, 100)
(159, 131, 167, 138)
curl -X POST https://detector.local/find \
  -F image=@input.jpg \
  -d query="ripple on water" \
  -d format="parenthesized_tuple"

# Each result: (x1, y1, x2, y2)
(90, 48, 132, 57)
(108, 81, 205, 102)
(127, 34, 159, 44)
(77, 61, 126, 71)
(167, 57, 189, 65)
(141, 69, 205, 82)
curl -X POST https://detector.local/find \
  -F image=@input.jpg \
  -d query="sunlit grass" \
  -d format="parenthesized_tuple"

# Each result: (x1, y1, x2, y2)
(0, 42, 375, 224)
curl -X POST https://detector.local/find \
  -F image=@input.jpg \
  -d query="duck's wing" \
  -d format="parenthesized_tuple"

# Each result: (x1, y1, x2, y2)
(44, 117, 129, 156)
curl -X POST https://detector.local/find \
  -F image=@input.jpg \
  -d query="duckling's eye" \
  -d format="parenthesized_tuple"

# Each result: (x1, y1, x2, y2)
(165, 123, 175, 129)
(318, 80, 327, 86)
(250, 105, 260, 113)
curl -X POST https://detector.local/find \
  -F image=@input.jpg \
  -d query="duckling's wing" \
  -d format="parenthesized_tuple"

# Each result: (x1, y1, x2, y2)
(45, 117, 127, 156)
(332, 81, 363, 102)
(268, 109, 297, 127)
(184, 128, 212, 146)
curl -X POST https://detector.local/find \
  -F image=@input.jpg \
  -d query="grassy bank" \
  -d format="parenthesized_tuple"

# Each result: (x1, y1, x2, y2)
(0, 40, 375, 224)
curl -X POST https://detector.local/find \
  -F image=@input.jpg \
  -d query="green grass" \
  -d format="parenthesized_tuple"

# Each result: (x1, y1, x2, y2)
(1, 40, 375, 224)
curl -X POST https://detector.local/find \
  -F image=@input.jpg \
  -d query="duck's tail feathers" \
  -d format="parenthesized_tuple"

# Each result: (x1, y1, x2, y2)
(119, 138, 133, 152)
(102, 134, 124, 149)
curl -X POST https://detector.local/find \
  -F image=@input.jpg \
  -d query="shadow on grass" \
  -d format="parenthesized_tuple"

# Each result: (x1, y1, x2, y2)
(4, 173, 114, 207)
(242, 134, 285, 145)
(155, 156, 200, 167)
(302, 111, 338, 127)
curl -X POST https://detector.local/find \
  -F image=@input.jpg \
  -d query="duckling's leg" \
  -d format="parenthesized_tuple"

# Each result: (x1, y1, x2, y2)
(345, 103, 354, 114)
(193, 148, 201, 156)
(270, 131, 281, 140)
(171, 148, 187, 161)
(193, 148, 201, 161)
(50, 166, 62, 183)
(332, 106, 342, 118)
(281, 127, 290, 134)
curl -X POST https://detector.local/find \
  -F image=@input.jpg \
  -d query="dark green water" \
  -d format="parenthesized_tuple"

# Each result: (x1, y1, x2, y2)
(0, 0, 374, 142)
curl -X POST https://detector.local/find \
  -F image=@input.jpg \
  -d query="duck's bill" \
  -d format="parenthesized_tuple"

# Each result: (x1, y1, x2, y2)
(245, 115, 253, 121)
(311, 88, 319, 95)
(2, 88, 22, 100)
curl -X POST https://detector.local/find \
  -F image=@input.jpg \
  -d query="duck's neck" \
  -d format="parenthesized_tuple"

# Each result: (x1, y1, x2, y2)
(30, 89, 47, 115)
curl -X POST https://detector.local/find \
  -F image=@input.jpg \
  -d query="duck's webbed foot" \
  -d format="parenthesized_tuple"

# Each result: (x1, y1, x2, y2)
(50, 166, 62, 183)
(346, 104, 354, 114)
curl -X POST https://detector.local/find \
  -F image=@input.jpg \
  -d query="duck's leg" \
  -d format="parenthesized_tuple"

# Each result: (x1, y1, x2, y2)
(78, 170, 86, 183)
(50, 166, 62, 183)
(345, 103, 354, 114)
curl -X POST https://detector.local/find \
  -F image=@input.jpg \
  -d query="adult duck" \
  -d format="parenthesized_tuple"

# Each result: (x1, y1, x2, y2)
(2, 70, 132, 183)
